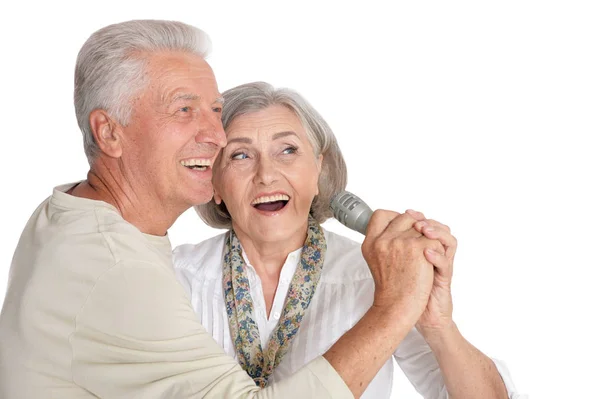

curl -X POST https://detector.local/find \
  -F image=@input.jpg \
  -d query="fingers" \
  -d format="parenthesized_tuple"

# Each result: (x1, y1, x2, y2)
(413, 216, 456, 282)
(414, 219, 457, 260)
(364, 209, 401, 240)
(380, 212, 424, 239)
(363, 209, 424, 269)
(414, 219, 450, 235)
(405, 209, 426, 222)
(365, 209, 421, 242)
(424, 246, 453, 282)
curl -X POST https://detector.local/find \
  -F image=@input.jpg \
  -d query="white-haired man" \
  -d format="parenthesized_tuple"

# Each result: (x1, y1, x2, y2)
(0, 20, 504, 398)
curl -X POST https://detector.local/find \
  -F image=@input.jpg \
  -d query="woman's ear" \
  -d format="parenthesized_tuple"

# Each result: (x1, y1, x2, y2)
(213, 188, 223, 205)
(315, 154, 324, 196)
(89, 109, 123, 158)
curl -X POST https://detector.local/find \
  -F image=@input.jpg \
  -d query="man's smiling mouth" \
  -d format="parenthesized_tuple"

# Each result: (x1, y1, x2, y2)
(181, 159, 211, 171)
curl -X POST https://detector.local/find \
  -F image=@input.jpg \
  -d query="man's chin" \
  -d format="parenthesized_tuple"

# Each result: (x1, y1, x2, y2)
(189, 194, 213, 207)
(183, 182, 214, 206)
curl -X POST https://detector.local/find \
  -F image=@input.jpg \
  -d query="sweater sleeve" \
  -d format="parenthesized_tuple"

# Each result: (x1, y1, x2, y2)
(70, 260, 352, 398)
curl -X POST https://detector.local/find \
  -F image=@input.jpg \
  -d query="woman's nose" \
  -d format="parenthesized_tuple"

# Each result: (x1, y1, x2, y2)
(253, 156, 279, 186)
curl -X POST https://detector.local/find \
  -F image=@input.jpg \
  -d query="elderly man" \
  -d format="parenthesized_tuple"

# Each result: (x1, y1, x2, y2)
(0, 20, 508, 398)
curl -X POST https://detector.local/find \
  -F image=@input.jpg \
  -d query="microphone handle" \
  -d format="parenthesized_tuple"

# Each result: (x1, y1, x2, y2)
(330, 191, 374, 235)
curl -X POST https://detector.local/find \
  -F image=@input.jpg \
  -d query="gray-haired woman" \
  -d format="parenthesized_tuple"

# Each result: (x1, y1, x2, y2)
(173, 82, 523, 398)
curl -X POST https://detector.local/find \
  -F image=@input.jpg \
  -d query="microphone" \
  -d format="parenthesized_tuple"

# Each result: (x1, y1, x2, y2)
(329, 191, 373, 235)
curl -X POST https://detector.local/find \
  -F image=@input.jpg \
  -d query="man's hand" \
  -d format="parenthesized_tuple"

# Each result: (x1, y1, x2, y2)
(407, 209, 458, 338)
(361, 209, 445, 326)
(325, 209, 452, 397)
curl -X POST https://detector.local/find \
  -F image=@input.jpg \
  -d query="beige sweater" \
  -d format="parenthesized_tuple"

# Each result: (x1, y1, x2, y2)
(0, 183, 351, 398)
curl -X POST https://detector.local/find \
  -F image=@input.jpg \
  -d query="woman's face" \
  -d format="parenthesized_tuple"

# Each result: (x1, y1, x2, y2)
(213, 105, 322, 244)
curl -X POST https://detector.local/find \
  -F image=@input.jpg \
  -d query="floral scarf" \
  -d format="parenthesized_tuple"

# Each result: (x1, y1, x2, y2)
(223, 216, 326, 387)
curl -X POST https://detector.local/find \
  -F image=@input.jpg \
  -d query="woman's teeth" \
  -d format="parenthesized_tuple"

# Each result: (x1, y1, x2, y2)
(254, 200, 288, 212)
(251, 194, 290, 205)
(251, 194, 290, 212)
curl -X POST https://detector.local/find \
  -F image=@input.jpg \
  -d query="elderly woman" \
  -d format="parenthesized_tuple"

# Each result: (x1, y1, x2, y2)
(173, 82, 523, 398)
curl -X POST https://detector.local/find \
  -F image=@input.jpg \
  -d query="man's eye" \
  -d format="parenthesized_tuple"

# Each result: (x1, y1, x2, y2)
(212, 106, 222, 113)
(231, 152, 248, 160)
(179, 106, 191, 113)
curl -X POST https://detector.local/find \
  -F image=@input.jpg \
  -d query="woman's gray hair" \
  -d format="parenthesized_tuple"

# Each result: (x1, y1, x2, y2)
(196, 82, 348, 228)
(74, 20, 211, 164)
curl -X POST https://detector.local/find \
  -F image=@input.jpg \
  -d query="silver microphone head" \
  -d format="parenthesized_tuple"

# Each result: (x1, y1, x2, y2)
(330, 191, 373, 235)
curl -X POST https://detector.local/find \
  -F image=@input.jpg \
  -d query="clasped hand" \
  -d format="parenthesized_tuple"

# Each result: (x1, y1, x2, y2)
(361, 209, 457, 337)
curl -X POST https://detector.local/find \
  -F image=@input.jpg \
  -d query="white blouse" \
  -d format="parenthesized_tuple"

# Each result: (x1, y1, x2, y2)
(173, 229, 523, 399)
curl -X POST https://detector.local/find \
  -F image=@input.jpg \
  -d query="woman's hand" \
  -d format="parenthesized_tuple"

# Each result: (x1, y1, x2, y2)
(361, 209, 444, 326)
(407, 212, 510, 399)
(408, 210, 458, 339)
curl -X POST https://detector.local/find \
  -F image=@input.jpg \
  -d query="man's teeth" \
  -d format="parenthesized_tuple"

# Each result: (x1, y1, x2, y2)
(252, 194, 290, 205)
(181, 159, 211, 170)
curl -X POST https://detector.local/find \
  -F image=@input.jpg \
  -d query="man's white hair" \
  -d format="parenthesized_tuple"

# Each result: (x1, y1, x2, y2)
(74, 19, 211, 164)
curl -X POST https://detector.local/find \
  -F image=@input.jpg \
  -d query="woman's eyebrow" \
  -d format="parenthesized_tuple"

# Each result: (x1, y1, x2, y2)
(227, 137, 252, 144)
(272, 131, 298, 140)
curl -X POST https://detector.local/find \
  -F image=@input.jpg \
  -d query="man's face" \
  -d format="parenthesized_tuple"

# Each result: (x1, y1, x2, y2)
(119, 51, 226, 212)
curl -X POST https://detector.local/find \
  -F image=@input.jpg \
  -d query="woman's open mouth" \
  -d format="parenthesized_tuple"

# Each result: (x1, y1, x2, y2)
(251, 194, 290, 212)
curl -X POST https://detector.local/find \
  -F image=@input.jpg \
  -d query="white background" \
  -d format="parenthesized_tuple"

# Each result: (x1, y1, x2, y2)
(1, 1, 599, 397)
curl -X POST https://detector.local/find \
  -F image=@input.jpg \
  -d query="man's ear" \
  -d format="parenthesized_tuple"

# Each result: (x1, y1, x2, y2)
(89, 109, 123, 158)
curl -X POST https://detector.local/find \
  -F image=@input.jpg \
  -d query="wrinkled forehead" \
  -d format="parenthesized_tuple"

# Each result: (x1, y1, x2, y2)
(226, 105, 305, 137)
(141, 51, 220, 101)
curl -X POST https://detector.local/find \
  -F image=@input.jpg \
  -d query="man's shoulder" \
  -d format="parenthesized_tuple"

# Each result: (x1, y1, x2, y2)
(34, 189, 170, 275)
(50, 204, 156, 262)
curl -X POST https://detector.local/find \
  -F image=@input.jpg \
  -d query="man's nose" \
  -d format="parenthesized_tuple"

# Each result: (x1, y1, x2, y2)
(194, 111, 227, 149)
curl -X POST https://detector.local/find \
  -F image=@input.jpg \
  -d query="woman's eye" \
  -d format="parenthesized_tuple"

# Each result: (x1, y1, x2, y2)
(231, 152, 248, 160)
(212, 106, 222, 113)
(282, 146, 298, 155)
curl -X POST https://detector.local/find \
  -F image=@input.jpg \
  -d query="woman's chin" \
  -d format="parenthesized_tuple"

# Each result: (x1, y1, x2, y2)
(238, 205, 311, 244)
(246, 220, 305, 245)
(251, 225, 293, 242)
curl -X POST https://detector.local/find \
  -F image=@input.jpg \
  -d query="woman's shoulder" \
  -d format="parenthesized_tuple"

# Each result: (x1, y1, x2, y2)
(172, 231, 227, 278)
(321, 229, 373, 283)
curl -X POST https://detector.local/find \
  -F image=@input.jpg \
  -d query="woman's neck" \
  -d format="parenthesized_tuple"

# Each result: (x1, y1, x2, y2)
(233, 223, 307, 278)
(232, 222, 307, 316)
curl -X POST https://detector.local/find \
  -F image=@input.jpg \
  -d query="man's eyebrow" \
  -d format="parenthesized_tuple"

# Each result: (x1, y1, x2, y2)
(167, 93, 199, 104)
(272, 131, 298, 140)
(165, 93, 224, 104)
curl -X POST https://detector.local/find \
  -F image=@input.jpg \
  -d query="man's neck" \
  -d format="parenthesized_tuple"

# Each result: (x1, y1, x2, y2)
(69, 165, 181, 236)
